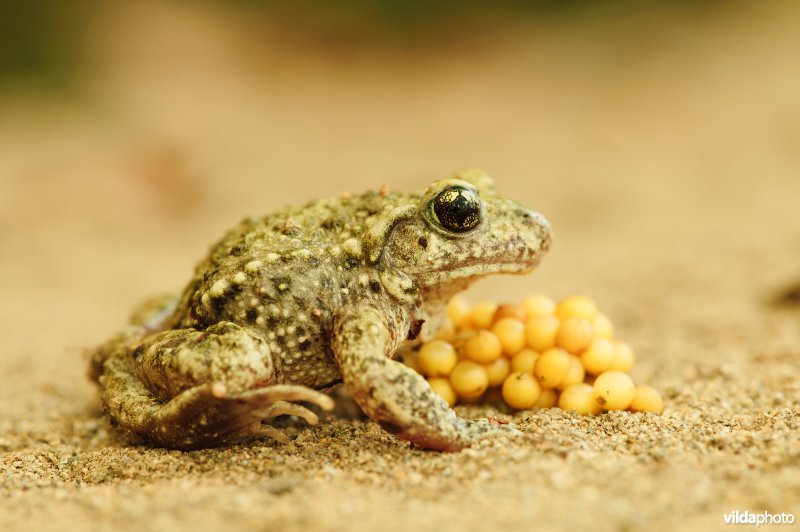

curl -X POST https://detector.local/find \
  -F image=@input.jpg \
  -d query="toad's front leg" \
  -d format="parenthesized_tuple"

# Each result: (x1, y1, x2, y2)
(332, 306, 519, 451)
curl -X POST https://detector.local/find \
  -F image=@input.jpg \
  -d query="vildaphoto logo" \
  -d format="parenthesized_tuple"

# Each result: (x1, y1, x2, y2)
(723, 510, 795, 526)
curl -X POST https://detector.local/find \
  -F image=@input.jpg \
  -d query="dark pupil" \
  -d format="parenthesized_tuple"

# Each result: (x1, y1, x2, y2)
(433, 188, 480, 233)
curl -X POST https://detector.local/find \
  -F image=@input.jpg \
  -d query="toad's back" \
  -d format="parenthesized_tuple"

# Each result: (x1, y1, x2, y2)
(167, 190, 416, 387)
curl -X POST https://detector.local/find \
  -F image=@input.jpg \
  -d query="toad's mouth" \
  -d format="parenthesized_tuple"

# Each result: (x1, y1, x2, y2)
(420, 258, 543, 285)
(425, 235, 547, 279)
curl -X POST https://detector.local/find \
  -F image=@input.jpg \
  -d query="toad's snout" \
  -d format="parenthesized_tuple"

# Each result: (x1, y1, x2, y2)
(508, 206, 552, 260)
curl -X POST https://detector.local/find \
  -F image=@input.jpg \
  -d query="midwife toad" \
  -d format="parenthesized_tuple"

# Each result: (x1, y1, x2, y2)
(89, 169, 551, 451)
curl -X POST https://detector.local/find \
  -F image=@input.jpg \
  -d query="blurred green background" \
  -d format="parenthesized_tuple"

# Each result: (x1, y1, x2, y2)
(1, 0, 722, 87)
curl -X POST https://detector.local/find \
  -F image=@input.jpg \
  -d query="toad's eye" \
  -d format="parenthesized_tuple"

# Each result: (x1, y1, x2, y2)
(431, 186, 482, 233)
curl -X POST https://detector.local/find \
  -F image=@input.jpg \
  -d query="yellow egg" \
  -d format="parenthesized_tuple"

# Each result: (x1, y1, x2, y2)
(492, 304, 527, 324)
(451, 329, 477, 353)
(629, 385, 664, 414)
(484, 356, 511, 387)
(491, 317, 526, 355)
(556, 317, 594, 354)
(525, 315, 560, 351)
(558, 383, 601, 415)
(501, 372, 542, 410)
(592, 313, 614, 339)
(610, 341, 635, 372)
(469, 301, 499, 330)
(510, 348, 539, 374)
(555, 295, 598, 321)
(580, 338, 615, 375)
(535, 388, 558, 408)
(447, 296, 472, 329)
(428, 377, 458, 407)
(450, 360, 489, 399)
(464, 330, 503, 364)
(417, 340, 458, 377)
(533, 347, 571, 389)
(592, 371, 636, 410)
(557, 354, 585, 390)
(522, 294, 556, 318)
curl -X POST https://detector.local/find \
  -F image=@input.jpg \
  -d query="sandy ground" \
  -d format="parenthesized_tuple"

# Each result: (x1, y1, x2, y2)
(1, 2, 799, 531)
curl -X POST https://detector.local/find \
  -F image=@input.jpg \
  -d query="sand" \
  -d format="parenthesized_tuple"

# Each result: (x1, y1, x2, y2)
(1, 2, 799, 531)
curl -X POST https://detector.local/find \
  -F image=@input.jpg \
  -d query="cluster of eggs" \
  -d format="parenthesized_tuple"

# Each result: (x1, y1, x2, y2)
(402, 295, 663, 415)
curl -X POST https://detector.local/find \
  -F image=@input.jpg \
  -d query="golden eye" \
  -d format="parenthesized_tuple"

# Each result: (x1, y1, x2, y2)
(432, 186, 481, 233)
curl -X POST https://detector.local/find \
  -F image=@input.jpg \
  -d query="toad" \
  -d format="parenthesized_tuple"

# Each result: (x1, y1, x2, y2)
(89, 169, 551, 451)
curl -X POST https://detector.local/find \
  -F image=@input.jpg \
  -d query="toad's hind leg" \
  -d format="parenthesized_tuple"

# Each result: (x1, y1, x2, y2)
(89, 291, 180, 383)
(99, 321, 333, 449)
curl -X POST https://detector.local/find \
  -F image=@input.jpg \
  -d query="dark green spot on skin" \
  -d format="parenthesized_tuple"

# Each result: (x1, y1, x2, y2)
(321, 217, 345, 231)
(344, 257, 360, 270)
(370, 281, 382, 293)
(209, 295, 226, 312)
(230, 244, 248, 256)
(245, 309, 258, 323)
(258, 290, 278, 304)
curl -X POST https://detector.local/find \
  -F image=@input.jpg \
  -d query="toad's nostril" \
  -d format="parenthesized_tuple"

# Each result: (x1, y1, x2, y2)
(516, 208, 539, 227)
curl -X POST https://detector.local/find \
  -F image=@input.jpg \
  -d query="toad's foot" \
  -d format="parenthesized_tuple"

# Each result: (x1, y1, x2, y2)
(103, 357, 335, 449)
(170, 383, 335, 447)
